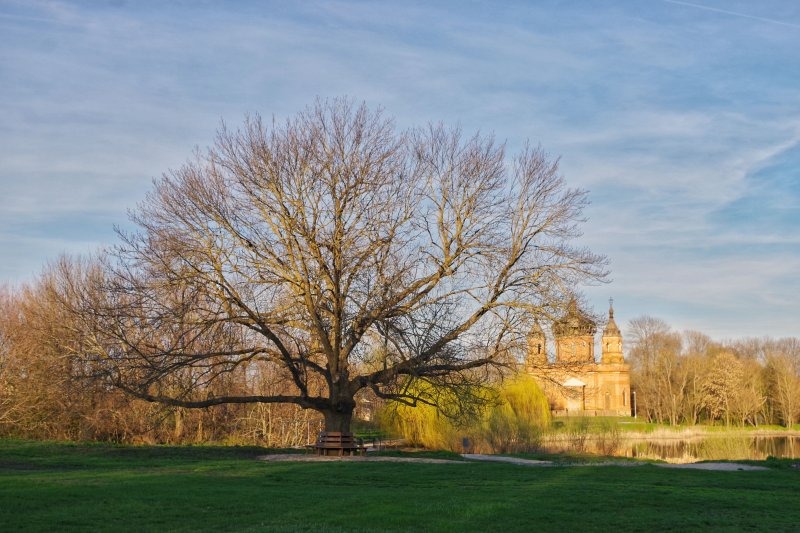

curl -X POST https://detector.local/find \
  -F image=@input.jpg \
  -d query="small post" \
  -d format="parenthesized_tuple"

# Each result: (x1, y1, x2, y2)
(581, 385, 586, 412)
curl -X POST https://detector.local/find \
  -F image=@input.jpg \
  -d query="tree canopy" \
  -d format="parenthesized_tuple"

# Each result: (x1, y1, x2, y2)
(61, 98, 607, 432)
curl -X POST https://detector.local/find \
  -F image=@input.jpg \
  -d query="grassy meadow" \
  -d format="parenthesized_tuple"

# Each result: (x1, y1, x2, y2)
(2, 439, 799, 532)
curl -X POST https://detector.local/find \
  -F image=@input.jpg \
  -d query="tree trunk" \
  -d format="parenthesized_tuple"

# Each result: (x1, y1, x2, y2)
(173, 408, 184, 442)
(322, 399, 355, 433)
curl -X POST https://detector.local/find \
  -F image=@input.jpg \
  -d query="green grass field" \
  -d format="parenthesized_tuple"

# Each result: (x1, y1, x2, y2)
(1, 439, 798, 532)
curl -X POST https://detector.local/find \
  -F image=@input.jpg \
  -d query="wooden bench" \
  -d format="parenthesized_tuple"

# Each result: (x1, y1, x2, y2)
(312, 431, 366, 456)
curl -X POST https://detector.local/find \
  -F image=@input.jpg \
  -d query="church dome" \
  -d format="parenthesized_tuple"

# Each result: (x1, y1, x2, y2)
(553, 299, 596, 337)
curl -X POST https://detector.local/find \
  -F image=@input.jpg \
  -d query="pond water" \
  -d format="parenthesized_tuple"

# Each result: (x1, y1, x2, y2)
(622, 435, 800, 462)
(543, 434, 800, 461)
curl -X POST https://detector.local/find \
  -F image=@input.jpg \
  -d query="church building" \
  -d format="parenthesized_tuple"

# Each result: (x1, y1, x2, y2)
(527, 300, 631, 416)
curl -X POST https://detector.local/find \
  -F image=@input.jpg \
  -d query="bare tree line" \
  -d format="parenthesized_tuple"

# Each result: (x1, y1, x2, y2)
(628, 316, 800, 427)
(3, 277, 798, 444)
(0, 280, 329, 445)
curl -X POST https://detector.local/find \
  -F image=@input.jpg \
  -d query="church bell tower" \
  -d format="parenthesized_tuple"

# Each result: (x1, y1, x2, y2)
(526, 320, 548, 368)
(601, 300, 624, 364)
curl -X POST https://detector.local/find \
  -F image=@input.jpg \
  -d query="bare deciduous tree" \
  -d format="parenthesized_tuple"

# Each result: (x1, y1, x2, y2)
(680, 332, 715, 425)
(64, 98, 606, 432)
(763, 346, 800, 427)
(627, 316, 684, 424)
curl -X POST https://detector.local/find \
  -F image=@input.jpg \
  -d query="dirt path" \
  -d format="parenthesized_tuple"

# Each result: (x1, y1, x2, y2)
(462, 454, 770, 470)
(258, 453, 771, 470)
(461, 454, 554, 466)
(257, 454, 463, 464)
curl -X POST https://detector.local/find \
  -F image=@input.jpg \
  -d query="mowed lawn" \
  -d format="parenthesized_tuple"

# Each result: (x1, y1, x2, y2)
(1, 440, 798, 532)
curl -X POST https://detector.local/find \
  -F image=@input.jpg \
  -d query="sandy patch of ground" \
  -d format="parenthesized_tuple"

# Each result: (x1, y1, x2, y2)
(654, 462, 769, 471)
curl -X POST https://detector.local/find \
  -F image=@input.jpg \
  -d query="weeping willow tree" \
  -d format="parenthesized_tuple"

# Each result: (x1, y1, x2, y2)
(382, 373, 551, 453)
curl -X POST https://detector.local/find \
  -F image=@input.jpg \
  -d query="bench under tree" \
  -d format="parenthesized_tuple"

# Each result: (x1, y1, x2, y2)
(311, 431, 366, 456)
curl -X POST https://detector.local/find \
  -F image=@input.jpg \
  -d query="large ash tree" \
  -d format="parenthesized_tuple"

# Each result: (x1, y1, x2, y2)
(73, 99, 606, 432)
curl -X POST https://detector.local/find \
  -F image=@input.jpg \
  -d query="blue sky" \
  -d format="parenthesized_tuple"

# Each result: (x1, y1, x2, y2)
(1, 0, 799, 340)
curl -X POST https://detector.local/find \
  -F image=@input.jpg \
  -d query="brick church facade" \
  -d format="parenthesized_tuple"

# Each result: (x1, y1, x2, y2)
(527, 300, 631, 416)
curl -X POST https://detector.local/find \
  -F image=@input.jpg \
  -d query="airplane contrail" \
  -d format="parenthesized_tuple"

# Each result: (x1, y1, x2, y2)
(663, 0, 800, 30)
